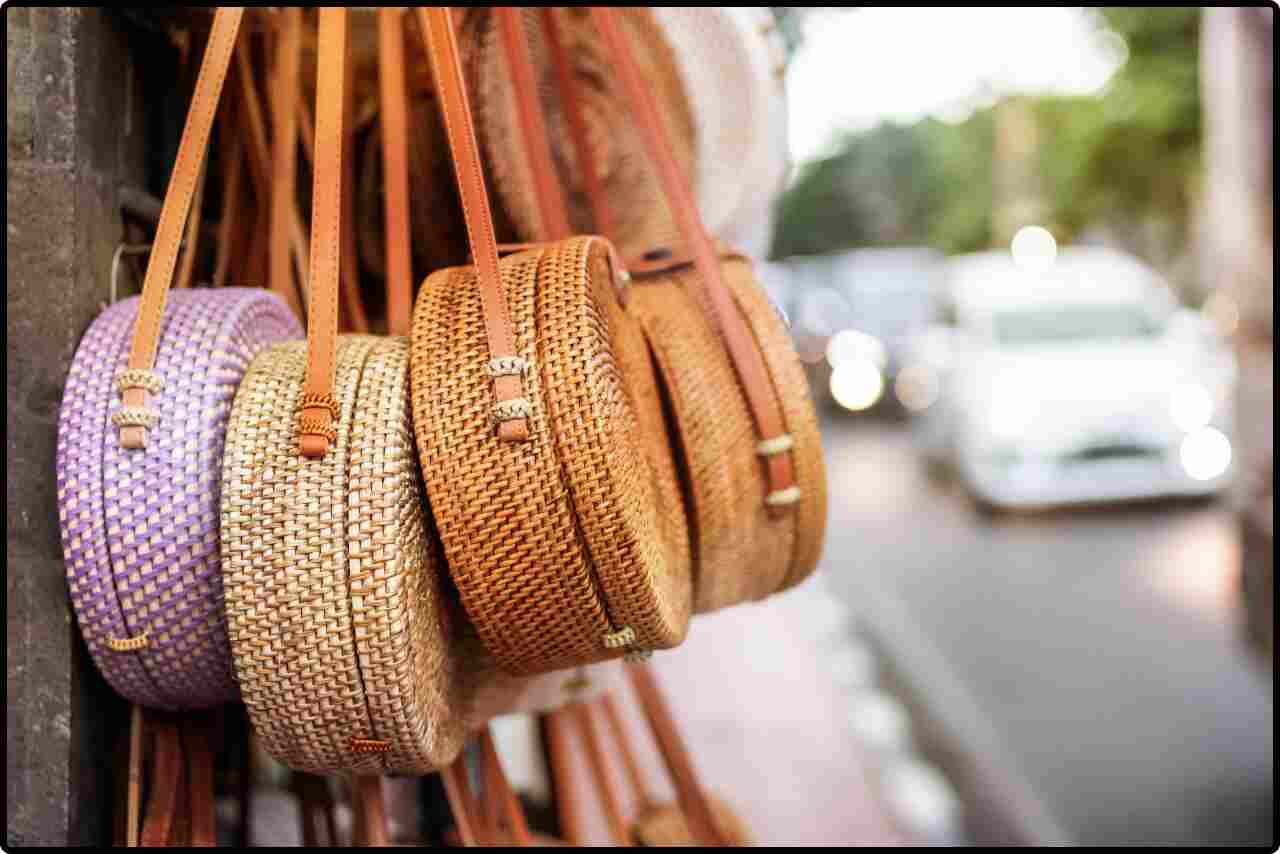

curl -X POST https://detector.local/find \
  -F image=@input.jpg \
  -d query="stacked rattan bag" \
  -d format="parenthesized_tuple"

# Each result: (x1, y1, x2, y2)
(501, 7, 828, 614)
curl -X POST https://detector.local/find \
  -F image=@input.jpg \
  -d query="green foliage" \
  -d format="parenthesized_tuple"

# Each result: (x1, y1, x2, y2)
(770, 8, 1202, 270)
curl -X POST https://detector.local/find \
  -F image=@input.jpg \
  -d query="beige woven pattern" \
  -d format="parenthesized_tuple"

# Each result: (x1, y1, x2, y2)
(410, 237, 691, 676)
(628, 257, 827, 613)
(222, 336, 487, 774)
(462, 8, 695, 257)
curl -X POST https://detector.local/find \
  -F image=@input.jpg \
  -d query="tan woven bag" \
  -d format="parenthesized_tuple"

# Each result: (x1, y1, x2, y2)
(523, 8, 827, 612)
(409, 8, 691, 676)
(220, 9, 523, 775)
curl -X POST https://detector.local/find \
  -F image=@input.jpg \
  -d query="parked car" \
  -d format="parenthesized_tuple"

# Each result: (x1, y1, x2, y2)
(784, 248, 943, 415)
(905, 247, 1236, 511)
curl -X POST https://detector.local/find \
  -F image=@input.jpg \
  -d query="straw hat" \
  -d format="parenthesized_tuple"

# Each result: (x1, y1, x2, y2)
(650, 8, 791, 259)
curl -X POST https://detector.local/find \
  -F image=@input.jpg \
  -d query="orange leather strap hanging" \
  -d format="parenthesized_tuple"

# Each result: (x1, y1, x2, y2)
(478, 728, 532, 846)
(539, 8, 617, 238)
(296, 7, 348, 458)
(589, 7, 798, 511)
(416, 7, 529, 443)
(573, 701, 632, 845)
(350, 775, 391, 847)
(495, 8, 572, 241)
(439, 757, 479, 847)
(117, 7, 243, 450)
(377, 7, 414, 336)
(542, 710, 585, 846)
(626, 662, 727, 846)
(270, 6, 304, 319)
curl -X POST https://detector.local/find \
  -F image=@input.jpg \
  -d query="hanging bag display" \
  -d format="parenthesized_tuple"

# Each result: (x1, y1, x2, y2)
(408, 7, 692, 676)
(220, 7, 522, 776)
(56, 7, 302, 712)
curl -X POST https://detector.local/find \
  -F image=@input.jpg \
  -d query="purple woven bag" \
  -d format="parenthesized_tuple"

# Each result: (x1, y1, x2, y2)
(57, 288, 301, 709)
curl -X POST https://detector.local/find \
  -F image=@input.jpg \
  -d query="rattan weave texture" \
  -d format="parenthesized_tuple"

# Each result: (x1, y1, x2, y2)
(222, 336, 494, 774)
(410, 237, 691, 676)
(629, 258, 827, 612)
(58, 288, 301, 709)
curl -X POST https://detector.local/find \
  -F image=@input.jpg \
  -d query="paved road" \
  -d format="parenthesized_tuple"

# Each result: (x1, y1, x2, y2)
(818, 416, 1273, 845)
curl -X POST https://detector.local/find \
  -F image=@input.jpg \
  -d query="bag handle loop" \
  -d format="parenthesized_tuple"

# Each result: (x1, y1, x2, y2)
(298, 7, 531, 457)
(116, 7, 243, 450)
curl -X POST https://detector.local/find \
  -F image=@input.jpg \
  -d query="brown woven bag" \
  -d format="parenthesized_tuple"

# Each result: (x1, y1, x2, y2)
(516, 8, 828, 613)
(409, 8, 691, 677)
(221, 9, 524, 775)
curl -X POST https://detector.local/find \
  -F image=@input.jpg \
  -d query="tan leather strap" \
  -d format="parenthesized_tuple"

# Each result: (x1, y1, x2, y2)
(598, 693, 656, 811)
(589, 7, 798, 510)
(626, 662, 727, 846)
(542, 709, 585, 846)
(181, 715, 217, 848)
(478, 727, 532, 846)
(496, 8, 572, 240)
(173, 158, 208, 291)
(572, 701, 632, 845)
(270, 7, 304, 319)
(439, 757, 479, 847)
(377, 7, 413, 336)
(118, 7, 243, 449)
(540, 8, 616, 237)
(126, 704, 145, 847)
(416, 6, 530, 444)
(212, 101, 243, 289)
(139, 718, 184, 846)
(350, 775, 391, 847)
(297, 7, 348, 458)
(298, 94, 368, 333)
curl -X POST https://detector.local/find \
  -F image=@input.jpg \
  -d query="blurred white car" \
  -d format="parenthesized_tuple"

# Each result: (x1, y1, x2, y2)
(907, 247, 1236, 511)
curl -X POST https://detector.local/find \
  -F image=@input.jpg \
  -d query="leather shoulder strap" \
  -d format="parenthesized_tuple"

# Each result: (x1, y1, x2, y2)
(589, 7, 798, 510)
(118, 7, 243, 449)
(626, 662, 728, 846)
(377, 8, 414, 337)
(496, 8, 572, 241)
(270, 7, 304, 320)
(416, 7, 530, 444)
(297, 7, 348, 458)
(540, 8, 616, 238)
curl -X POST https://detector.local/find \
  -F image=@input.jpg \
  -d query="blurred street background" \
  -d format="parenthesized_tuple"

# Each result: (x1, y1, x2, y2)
(758, 5, 1273, 846)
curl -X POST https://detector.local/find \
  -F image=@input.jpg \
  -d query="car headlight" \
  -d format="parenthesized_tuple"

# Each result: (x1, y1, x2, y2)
(1180, 427, 1231, 481)
(830, 358, 884, 411)
(1169, 382, 1214, 432)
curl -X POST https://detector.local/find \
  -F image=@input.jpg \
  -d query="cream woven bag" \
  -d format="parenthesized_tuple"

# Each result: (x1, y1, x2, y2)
(220, 8, 522, 775)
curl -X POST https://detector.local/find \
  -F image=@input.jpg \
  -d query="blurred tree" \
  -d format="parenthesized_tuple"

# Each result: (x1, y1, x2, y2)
(770, 7, 1202, 276)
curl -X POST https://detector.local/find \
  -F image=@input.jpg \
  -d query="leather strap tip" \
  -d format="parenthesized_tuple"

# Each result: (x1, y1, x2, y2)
(497, 418, 530, 443)
(299, 432, 332, 459)
(118, 425, 148, 450)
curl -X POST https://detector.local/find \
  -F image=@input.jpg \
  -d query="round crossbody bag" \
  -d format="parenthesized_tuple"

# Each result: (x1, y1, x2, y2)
(508, 7, 828, 613)
(56, 8, 302, 712)
(408, 7, 692, 677)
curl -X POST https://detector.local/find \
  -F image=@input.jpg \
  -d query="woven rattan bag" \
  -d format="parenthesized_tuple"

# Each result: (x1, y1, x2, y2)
(220, 9, 523, 775)
(528, 8, 827, 612)
(56, 9, 302, 711)
(409, 8, 690, 677)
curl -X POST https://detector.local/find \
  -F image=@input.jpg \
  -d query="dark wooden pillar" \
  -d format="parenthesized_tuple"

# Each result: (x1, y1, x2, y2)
(6, 7, 156, 844)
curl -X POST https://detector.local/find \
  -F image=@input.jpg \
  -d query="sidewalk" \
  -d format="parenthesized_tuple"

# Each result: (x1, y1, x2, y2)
(632, 576, 907, 844)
